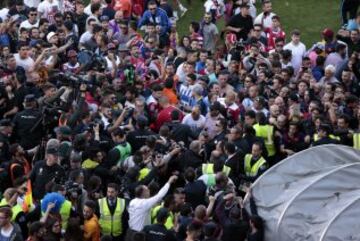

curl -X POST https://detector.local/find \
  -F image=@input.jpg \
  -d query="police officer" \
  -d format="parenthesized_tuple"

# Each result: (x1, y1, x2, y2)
(143, 208, 177, 241)
(0, 119, 13, 162)
(12, 94, 43, 150)
(29, 147, 66, 200)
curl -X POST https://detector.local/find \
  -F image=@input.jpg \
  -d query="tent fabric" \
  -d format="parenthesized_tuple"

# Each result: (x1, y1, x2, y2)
(244, 144, 360, 241)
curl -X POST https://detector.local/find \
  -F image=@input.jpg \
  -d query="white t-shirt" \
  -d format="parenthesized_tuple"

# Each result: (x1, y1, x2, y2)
(0, 8, 9, 21)
(182, 113, 206, 132)
(19, 19, 39, 30)
(84, 3, 107, 15)
(0, 225, 14, 238)
(284, 41, 306, 73)
(24, 0, 41, 7)
(79, 31, 93, 44)
(37, 0, 60, 24)
(14, 54, 35, 72)
(254, 12, 276, 29)
(105, 56, 120, 72)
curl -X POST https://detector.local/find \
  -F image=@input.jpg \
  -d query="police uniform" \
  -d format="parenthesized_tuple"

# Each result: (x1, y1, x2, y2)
(12, 95, 43, 150)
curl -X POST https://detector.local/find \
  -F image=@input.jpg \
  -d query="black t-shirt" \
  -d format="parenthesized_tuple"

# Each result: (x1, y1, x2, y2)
(227, 13, 253, 41)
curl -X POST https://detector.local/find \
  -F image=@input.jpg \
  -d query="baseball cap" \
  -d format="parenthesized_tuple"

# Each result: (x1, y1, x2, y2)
(24, 94, 36, 103)
(46, 32, 57, 42)
(322, 28, 334, 38)
(46, 147, 59, 155)
(107, 43, 116, 50)
(55, 126, 72, 136)
(100, 15, 109, 22)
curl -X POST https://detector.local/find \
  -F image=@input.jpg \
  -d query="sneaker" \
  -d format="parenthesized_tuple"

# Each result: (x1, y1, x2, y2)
(180, 7, 188, 17)
(173, 11, 179, 20)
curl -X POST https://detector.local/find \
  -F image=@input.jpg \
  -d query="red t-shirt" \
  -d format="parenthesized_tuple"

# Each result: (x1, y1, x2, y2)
(155, 106, 184, 131)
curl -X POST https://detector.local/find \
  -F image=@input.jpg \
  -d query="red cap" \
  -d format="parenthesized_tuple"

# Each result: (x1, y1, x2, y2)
(322, 28, 334, 38)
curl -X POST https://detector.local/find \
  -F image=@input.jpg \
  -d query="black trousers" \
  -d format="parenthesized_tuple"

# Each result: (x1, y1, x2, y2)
(341, 0, 360, 24)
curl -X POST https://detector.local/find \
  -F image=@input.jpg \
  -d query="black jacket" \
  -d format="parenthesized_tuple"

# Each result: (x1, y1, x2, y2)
(127, 128, 156, 153)
(29, 161, 66, 200)
(143, 223, 177, 241)
(12, 108, 43, 150)
(184, 180, 207, 209)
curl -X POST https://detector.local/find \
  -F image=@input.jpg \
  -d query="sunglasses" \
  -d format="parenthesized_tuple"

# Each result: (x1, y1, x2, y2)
(30, 13, 37, 16)
(149, 7, 156, 10)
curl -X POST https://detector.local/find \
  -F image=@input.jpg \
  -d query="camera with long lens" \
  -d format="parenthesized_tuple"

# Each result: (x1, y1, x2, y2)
(65, 181, 82, 199)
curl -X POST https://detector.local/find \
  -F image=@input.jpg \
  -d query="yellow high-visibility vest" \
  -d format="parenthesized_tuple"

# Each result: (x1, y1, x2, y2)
(201, 163, 231, 176)
(244, 154, 267, 177)
(313, 134, 340, 142)
(11, 204, 23, 221)
(98, 197, 125, 237)
(138, 167, 150, 181)
(253, 124, 275, 156)
(59, 200, 71, 230)
(353, 133, 360, 150)
(151, 205, 174, 230)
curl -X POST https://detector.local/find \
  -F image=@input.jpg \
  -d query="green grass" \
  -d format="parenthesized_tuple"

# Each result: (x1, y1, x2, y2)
(80, 0, 339, 47)
(176, 0, 340, 48)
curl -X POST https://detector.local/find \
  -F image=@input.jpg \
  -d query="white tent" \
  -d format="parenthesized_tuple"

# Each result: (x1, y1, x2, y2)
(244, 144, 360, 241)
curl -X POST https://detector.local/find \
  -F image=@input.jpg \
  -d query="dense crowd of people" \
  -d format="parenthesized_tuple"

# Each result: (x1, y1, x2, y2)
(0, 0, 359, 240)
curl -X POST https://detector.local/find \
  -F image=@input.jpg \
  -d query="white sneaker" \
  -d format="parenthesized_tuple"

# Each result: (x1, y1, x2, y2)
(180, 7, 188, 17)
(173, 11, 179, 20)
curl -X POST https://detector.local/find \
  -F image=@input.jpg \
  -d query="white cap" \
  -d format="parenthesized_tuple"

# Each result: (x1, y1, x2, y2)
(46, 31, 57, 42)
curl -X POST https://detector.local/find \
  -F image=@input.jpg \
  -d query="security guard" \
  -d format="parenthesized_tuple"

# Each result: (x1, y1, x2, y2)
(354, 131, 360, 150)
(12, 94, 43, 150)
(97, 183, 127, 241)
(202, 163, 231, 176)
(253, 112, 276, 164)
(108, 128, 132, 167)
(312, 124, 341, 146)
(201, 158, 232, 187)
(243, 142, 268, 182)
